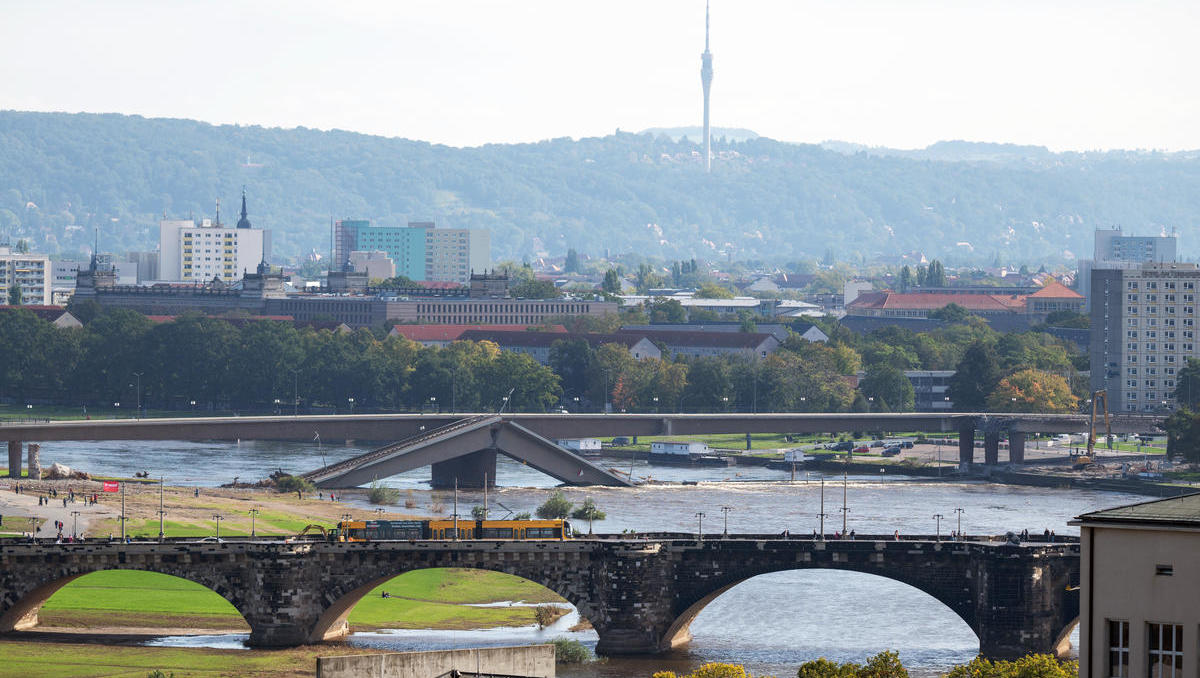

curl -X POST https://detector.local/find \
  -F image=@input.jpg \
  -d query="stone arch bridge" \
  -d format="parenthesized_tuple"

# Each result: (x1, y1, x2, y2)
(0, 535, 1078, 659)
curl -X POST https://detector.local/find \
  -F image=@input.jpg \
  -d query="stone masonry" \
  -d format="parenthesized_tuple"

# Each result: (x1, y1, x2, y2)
(0, 536, 1078, 659)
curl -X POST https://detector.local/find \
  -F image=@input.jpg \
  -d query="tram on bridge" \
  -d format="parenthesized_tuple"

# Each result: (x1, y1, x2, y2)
(330, 518, 573, 541)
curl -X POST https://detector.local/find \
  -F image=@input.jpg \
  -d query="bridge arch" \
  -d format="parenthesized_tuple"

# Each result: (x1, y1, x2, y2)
(660, 564, 981, 652)
(307, 564, 600, 644)
(0, 564, 253, 635)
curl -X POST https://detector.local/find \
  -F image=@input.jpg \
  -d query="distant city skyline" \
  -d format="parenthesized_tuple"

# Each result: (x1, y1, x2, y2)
(3, 1, 1200, 151)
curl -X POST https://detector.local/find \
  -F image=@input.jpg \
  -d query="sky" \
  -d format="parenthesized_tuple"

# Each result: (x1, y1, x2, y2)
(4, 0, 1200, 151)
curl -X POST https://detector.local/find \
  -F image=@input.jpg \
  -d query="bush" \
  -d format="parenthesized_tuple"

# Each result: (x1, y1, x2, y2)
(550, 638, 591, 664)
(944, 654, 1077, 678)
(536, 491, 573, 519)
(513, 512, 532, 520)
(275, 475, 314, 494)
(570, 497, 606, 522)
(471, 506, 488, 520)
(367, 480, 400, 505)
(147, 671, 175, 678)
(533, 604, 566, 628)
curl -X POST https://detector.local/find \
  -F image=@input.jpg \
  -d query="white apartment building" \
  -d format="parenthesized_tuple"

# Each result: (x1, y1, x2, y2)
(1090, 263, 1200, 413)
(158, 213, 268, 283)
(423, 225, 490, 283)
(0, 246, 51, 305)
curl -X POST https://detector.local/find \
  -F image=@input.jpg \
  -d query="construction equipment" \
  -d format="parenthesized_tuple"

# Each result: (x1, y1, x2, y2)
(294, 524, 328, 540)
(1078, 390, 1111, 469)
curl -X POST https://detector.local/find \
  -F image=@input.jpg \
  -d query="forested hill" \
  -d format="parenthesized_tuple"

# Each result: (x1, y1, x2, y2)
(2, 109, 1200, 265)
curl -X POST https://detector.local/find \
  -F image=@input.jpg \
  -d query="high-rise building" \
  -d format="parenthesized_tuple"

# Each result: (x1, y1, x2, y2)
(1078, 228, 1178, 311)
(158, 190, 270, 282)
(333, 220, 489, 284)
(1090, 262, 1200, 413)
(0, 246, 51, 305)
(700, 1, 713, 173)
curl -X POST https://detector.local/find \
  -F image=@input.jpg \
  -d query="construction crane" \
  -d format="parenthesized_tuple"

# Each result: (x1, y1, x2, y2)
(1080, 390, 1111, 468)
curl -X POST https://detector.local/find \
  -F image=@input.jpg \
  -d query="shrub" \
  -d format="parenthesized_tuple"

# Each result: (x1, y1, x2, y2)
(570, 497, 606, 522)
(513, 512, 532, 520)
(471, 506, 488, 520)
(275, 475, 314, 494)
(367, 480, 400, 505)
(550, 638, 591, 663)
(944, 654, 1077, 678)
(147, 671, 175, 678)
(689, 664, 752, 678)
(536, 491, 573, 519)
(533, 604, 566, 628)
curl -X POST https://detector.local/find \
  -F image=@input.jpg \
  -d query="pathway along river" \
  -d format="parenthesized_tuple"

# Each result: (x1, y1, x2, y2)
(47, 440, 1142, 677)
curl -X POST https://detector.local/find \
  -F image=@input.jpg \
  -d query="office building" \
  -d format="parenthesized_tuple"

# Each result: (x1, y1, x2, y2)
(348, 251, 396, 281)
(1089, 262, 1200, 412)
(0, 246, 51, 305)
(904, 370, 954, 411)
(1075, 494, 1200, 678)
(333, 220, 489, 284)
(158, 191, 269, 282)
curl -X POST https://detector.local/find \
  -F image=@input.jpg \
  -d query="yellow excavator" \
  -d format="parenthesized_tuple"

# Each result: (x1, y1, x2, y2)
(294, 524, 329, 541)
(1076, 390, 1111, 470)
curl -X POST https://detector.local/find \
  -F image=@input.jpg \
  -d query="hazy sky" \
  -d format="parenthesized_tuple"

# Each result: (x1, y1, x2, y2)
(4, 0, 1199, 150)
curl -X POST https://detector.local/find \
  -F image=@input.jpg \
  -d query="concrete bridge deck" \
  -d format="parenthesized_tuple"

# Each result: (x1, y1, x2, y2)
(0, 534, 1079, 660)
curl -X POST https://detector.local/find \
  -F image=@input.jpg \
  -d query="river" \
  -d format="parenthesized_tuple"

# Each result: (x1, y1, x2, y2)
(43, 439, 1139, 677)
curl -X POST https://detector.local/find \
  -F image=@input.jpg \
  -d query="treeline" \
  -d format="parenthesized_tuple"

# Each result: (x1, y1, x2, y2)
(0, 307, 1084, 415)
(6, 111, 1200, 263)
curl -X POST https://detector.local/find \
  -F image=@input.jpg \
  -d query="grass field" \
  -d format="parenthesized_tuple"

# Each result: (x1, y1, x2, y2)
(39, 568, 566, 632)
(0, 640, 358, 678)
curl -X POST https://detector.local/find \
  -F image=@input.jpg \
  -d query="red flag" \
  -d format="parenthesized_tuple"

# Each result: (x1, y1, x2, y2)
(102, 481, 119, 493)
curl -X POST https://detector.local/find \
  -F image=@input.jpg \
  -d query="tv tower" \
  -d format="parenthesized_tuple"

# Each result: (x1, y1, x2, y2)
(700, 0, 713, 172)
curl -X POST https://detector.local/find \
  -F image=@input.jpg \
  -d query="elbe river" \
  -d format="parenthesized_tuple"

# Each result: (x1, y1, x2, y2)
(42, 439, 1141, 677)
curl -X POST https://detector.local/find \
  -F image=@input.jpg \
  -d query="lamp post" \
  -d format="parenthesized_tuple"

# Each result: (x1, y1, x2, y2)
(341, 513, 354, 522)
(720, 505, 732, 535)
(695, 511, 706, 541)
(653, 396, 659, 414)
(248, 509, 259, 538)
(291, 369, 300, 416)
(430, 396, 437, 413)
(722, 395, 729, 412)
(953, 507, 965, 540)
(933, 513, 944, 541)
(157, 476, 165, 542)
(132, 372, 143, 419)
(273, 398, 281, 415)
(348, 397, 355, 415)
(189, 400, 196, 415)
(71, 510, 80, 538)
(817, 478, 827, 540)
(212, 514, 223, 540)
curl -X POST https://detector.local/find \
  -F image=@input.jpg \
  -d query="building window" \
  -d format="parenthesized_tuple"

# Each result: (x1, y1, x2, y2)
(1108, 620, 1130, 678)
(1148, 623, 1183, 678)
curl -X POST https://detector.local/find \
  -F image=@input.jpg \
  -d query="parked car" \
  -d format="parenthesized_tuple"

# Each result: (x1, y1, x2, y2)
(870, 440, 885, 447)
(827, 441, 855, 452)
(882, 446, 902, 457)
(901, 441, 914, 449)
(611, 436, 631, 446)
(852, 445, 870, 454)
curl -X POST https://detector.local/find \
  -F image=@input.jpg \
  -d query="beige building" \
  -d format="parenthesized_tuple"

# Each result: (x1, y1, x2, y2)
(1075, 493, 1200, 678)
(0, 246, 51, 305)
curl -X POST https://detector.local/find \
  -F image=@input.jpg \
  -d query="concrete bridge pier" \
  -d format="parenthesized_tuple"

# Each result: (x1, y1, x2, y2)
(984, 433, 1001, 465)
(1008, 432, 1026, 464)
(958, 425, 975, 469)
(431, 449, 497, 489)
(7, 441, 21, 478)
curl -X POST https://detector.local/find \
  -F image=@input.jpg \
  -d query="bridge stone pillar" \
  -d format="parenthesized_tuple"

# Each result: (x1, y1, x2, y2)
(7, 441, 21, 479)
(972, 545, 1080, 659)
(1008, 432, 1026, 464)
(958, 425, 975, 470)
(984, 433, 1000, 465)
(431, 449, 497, 489)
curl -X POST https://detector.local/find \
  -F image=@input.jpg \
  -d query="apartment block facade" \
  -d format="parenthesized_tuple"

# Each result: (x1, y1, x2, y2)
(1090, 263, 1200, 413)
(0, 247, 51, 305)
(333, 220, 489, 284)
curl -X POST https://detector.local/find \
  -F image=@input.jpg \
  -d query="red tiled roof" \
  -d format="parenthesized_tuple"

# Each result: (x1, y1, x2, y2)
(1028, 279, 1083, 299)
(616, 328, 779, 348)
(392, 324, 567, 342)
(848, 291, 1026, 312)
(457, 330, 649, 350)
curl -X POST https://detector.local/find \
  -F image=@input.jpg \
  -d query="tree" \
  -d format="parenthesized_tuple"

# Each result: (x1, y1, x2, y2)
(549, 338, 595, 402)
(950, 341, 1001, 411)
(696, 282, 734, 299)
(1163, 409, 1200, 462)
(1173, 358, 1200, 409)
(649, 298, 686, 323)
(570, 497, 606, 533)
(510, 278, 560, 299)
(926, 259, 947, 286)
(985, 369, 1077, 413)
(859, 365, 915, 412)
(602, 269, 622, 294)
(7, 282, 21, 305)
(564, 248, 580, 273)
(945, 655, 1077, 678)
(898, 266, 915, 292)
(928, 303, 970, 322)
(535, 490, 573, 519)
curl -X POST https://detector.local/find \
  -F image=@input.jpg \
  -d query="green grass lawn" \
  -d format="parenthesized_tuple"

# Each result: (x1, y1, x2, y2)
(38, 568, 565, 633)
(0, 640, 347, 678)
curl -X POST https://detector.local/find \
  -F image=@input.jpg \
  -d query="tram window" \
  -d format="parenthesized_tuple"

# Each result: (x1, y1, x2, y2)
(481, 528, 515, 538)
(526, 527, 559, 538)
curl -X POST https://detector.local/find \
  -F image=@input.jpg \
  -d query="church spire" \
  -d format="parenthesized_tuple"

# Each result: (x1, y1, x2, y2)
(237, 186, 252, 229)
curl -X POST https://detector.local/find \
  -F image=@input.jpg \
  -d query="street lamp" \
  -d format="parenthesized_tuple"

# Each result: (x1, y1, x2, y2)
(273, 398, 281, 415)
(430, 396, 438, 413)
(653, 396, 659, 413)
(933, 513, 944, 541)
(720, 505, 732, 535)
(248, 509, 260, 537)
(189, 400, 196, 415)
(132, 372, 143, 418)
(341, 513, 354, 522)
(291, 369, 300, 416)
(695, 511, 706, 541)
(722, 395, 729, 412)
(348, 397, 355, 415)
(953, 507, 965, 540)
(71, 510, 80, 538)
(212, 514, 224, 539)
